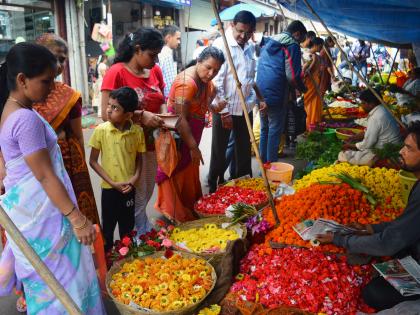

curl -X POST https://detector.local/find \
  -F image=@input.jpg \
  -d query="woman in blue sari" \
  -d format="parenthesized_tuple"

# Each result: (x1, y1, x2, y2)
(0, 43, 105, 314)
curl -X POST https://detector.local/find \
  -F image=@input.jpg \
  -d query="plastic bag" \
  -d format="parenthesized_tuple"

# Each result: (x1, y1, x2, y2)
(287, 98, 306, 137)
(155, 129, 178, 177)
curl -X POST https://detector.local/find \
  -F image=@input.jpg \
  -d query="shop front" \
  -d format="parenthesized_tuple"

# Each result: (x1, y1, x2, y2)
(0, 0, 55, 62)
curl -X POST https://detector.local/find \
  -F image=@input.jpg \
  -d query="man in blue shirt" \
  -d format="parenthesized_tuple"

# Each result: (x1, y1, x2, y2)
(256, 20, 307, 163)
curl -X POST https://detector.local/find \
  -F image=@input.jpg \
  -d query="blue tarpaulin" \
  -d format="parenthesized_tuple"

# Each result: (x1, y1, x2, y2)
(277, 0, 420, 46)
(210, 3, 276, 26)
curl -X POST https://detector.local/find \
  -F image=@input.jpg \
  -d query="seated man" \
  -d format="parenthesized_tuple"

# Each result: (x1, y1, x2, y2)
(317, 121, 420, 311)
(338, 89, 402, 166)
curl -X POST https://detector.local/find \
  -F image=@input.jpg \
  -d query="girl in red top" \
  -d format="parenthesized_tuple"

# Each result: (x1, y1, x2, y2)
(101, 27, 165, 236)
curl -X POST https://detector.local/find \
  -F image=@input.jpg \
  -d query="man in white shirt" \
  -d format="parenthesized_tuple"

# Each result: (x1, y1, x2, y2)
(208, 11, 265, 193)
(158, 25, 181, 97)
(338, 89, 401, 166)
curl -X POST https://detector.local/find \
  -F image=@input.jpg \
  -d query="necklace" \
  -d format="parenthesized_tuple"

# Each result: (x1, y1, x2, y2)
(8, 96, 32, 110)
(126, 63, 143, 76)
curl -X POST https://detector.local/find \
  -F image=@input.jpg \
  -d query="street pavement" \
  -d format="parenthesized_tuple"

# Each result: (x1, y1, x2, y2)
(0, 119, 305, 314)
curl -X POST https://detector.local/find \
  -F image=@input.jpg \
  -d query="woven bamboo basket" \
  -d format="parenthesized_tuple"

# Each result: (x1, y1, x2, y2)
(106, 251, 217, 315)
(170, 217, 247, 267)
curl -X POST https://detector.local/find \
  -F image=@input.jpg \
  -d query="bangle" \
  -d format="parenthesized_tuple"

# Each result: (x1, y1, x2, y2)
(64, 205, 76, 217)
(73, 215, 87, 230)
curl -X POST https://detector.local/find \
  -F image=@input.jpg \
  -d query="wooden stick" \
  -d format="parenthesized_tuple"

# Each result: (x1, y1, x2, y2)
(370, 46, 384, 85)
(210, 0, 280, 224)
(386, 48, 399, 86)
(301, 0, 405, 129)
(0, 205, 83, 314)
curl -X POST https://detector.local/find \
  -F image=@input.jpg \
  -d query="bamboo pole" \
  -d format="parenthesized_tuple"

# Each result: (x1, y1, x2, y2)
(0, 205, 82, 314)
(386, 48, 399, 86)
(370, 46, 384, 85)
(301, 0, 405, 129)
(210, 0, 280, 224)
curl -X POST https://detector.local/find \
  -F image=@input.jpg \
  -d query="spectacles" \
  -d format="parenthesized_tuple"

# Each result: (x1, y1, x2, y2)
(107, 104, 122, 112)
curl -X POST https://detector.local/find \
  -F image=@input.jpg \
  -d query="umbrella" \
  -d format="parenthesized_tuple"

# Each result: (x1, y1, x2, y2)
(210, 3, 276, 26)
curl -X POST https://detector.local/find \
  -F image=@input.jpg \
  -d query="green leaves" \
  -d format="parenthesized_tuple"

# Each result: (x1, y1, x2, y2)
(228, 203, 258, 226)
(329, 172, 378, 207)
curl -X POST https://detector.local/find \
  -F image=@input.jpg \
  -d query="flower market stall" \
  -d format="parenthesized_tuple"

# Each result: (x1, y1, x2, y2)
(104, 160, 412, 314)
(101, 0, 420, 314)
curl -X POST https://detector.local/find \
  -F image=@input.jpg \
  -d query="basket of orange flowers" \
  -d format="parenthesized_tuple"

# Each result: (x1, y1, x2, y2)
(106, 251, 217, 315)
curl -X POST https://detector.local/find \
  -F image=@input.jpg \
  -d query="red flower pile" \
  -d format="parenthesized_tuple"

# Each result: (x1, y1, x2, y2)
(195, 186, 268, 215)
(230, 244, 375, 314)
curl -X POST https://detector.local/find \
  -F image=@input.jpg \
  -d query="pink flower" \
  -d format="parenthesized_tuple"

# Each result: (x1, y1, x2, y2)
(162, 239, 173, 248)
(119, 246, 129, 256)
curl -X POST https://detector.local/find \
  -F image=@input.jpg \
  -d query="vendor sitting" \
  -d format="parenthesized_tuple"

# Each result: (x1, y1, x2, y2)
(395, 67, 420, 105)
(338, 89, 402, 166)
(317, 122, 420, 311)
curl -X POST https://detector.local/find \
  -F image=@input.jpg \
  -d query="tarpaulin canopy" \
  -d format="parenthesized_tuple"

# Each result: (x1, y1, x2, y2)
(211, 3, 276, 26)
(277, 0, 420, 46)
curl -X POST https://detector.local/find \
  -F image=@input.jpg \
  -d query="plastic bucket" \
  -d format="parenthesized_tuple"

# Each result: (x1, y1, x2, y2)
(399, 170, 417, 204)
(265, 162, 294, 184)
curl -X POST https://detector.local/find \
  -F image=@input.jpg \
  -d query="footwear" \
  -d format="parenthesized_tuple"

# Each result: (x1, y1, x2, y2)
(16, 296, 27, 313)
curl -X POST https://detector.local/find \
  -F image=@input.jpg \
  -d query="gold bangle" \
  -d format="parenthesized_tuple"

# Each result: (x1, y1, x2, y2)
(64, 205, 76, 217)
(73, 215, 87, 230)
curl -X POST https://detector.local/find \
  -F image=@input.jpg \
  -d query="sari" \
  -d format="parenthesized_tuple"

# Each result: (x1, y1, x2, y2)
(0, 113, 105, 314)
(303, 54, 323, 130)
(155, 75, 215, 223)
(33, 82, 100, 225)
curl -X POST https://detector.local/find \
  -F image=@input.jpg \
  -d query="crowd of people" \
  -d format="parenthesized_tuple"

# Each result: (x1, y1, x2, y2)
(0, 8, 418, 314)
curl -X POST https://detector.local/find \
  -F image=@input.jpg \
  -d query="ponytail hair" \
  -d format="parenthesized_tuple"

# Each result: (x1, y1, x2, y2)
(0, 42, 57, 114)
(114, 27, 164, 64)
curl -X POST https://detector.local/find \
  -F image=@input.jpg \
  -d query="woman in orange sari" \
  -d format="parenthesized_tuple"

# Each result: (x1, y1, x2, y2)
(155, 47, 226, 223)
(34, 33, 100, 225)
(303, 37, 324, 131)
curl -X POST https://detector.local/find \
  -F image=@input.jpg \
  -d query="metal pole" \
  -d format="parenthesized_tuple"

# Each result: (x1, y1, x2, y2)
(210, 0, 280, 224)
(301, 0, 405, 129)
(386, 48, 400, 86)
(0, 205, 82, 314)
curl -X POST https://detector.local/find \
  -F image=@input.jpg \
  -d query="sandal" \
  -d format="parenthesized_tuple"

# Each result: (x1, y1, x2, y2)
(16, 296, 27, 313)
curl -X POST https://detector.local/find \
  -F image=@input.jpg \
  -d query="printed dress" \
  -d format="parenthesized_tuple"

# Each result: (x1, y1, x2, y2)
(0, 109, 106, 315)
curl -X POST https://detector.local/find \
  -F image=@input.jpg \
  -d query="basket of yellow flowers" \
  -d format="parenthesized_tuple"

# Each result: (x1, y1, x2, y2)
(106, 251, 217, 315)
